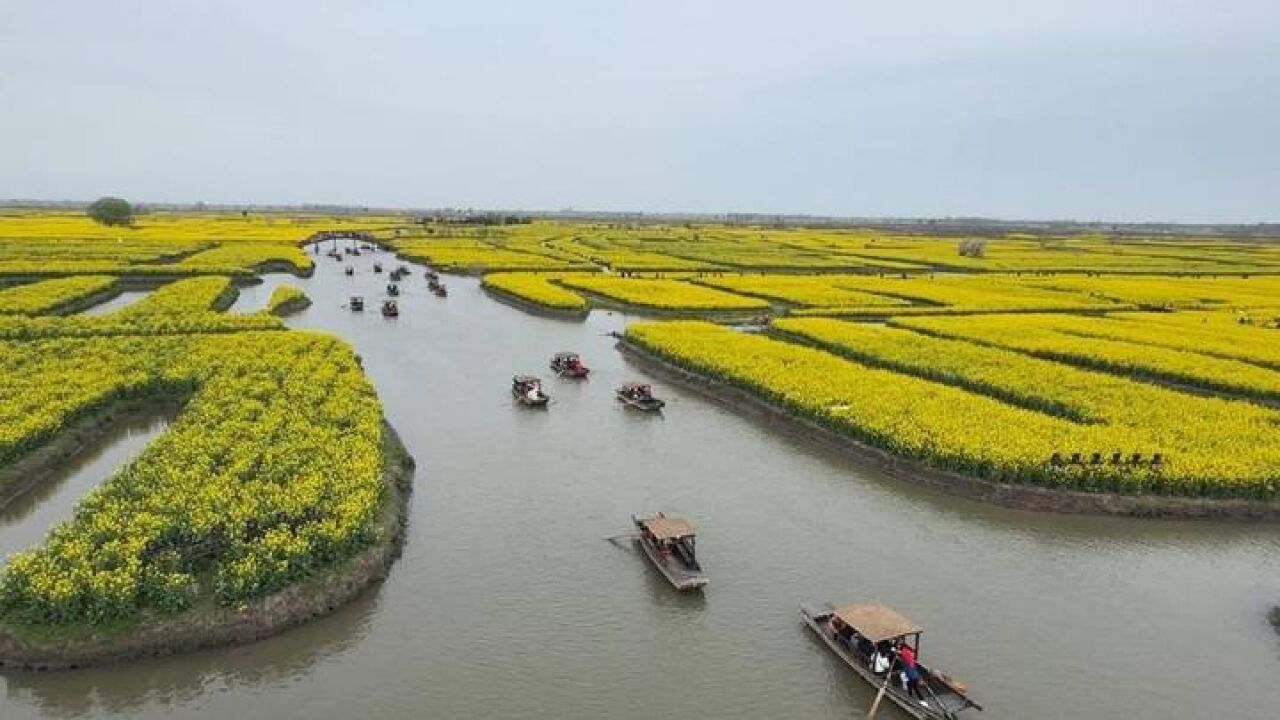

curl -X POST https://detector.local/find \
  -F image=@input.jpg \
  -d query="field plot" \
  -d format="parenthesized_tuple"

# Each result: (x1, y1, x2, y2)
(0, 212, 393, 279)
(629, 320, 1280, 498)
(892, 314, 1280, 404)
(0, 276, 118, 315)
(772, 318, 1280, 491)
(786, 274, 1129, 316)
(693, 275, 912, 308)
(178, 243, 314, 274)
(0, 332, 385, 625)
(555, 276, 770, 311)
(542, 235, 721, 272)
(0, 212, 399, 654)
(481, 272, 589, 311)
(393, 238, 593, 272)
(1021, 274, 1280, 309)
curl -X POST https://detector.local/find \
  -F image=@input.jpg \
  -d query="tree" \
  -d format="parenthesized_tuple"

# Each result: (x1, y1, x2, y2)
(958, 238, 988, 258)
(87, 197, 134, 227)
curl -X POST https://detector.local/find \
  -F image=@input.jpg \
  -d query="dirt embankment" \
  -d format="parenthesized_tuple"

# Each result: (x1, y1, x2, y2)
(0, 422, 415, 671)
(618, 339, 1280, 521)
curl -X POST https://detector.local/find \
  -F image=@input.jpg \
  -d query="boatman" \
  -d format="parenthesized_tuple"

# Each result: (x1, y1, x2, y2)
(897, 642, 927, 704)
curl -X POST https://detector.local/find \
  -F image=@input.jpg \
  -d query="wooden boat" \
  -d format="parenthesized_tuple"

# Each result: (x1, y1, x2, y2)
(349, 295, 364, 311)
(345, 266, 355, 276)
(617, 382, 665, 411)
(373, 262, 383, 274)
(631, 514, 707, 590)
(550, 351, 590, 378)
(381, 299, 399, 317)
(387, 283, 400, 296)
(432, 283, 447, 298)
(424, 270, 439, 281)
(512, 375, 549, 406)
(799, 602, 983, 719)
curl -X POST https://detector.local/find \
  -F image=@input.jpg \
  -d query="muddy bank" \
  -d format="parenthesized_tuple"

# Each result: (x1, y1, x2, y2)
(617, 340, 1280, 521)
(0, 421, 414, 671)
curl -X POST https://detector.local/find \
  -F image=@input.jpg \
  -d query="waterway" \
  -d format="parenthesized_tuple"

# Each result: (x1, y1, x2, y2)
(77, 290, 149, 316)
(1, 247, 1277, 719)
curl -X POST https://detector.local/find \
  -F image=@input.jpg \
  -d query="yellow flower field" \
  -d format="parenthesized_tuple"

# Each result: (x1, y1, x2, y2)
(556, 276, 769, 311)
(481, 272, 589, 310)
(0, 276, 118, 315)
(627, 320, 1279, 498)
(892, 314, 1280, 403)
(0, 332, 385, 625)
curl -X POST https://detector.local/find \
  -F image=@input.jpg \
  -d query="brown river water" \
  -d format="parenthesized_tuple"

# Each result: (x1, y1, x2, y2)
(1, 248, 1278, 719)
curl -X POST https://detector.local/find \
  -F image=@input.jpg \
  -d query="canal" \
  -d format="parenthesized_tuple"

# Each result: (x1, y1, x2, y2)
(1, 249, 1277, 719)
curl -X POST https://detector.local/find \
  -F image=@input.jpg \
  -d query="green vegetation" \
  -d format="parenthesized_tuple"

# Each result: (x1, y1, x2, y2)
(86, 197, 134, 227)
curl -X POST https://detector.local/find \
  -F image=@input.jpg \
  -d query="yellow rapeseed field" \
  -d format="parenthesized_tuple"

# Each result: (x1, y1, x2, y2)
(627, 321, 1279, 498)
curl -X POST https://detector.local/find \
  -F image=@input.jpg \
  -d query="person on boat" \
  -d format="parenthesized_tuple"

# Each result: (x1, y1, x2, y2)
(830, 615, 845, 639)
(526, 384, 540, 402)
(897, 642, 926, 703)
(871, 646, 892, 675)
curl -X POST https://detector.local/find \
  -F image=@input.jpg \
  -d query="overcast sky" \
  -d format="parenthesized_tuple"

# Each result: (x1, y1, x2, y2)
(2, 1, 1277, 221)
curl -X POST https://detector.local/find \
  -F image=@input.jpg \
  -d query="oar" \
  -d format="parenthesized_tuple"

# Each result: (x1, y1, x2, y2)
(867, 662, 896, 720)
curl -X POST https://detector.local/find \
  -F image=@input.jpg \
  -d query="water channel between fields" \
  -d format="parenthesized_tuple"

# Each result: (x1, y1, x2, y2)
(1, 249, 1278, 719)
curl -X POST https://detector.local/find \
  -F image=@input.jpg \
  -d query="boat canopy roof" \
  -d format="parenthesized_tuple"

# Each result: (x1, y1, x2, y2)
(834, 603, 922, 644)
(641, 516, 695, 540)
(513, 375, 541, 383)
(620, 382, 651, 390)
(554, 351, 579, 359)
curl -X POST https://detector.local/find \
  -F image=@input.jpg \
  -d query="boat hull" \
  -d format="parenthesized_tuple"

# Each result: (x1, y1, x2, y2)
(552, 364, 590, 378)
(617, 394, 665, 411)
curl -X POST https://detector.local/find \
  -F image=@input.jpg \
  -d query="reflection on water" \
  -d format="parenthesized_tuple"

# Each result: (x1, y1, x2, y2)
(2, 241, 1279, 720)
(2, 588, 383, 720)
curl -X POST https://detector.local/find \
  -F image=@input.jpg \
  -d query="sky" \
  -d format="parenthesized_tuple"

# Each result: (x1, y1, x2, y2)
(1, 1, 1278, 222)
